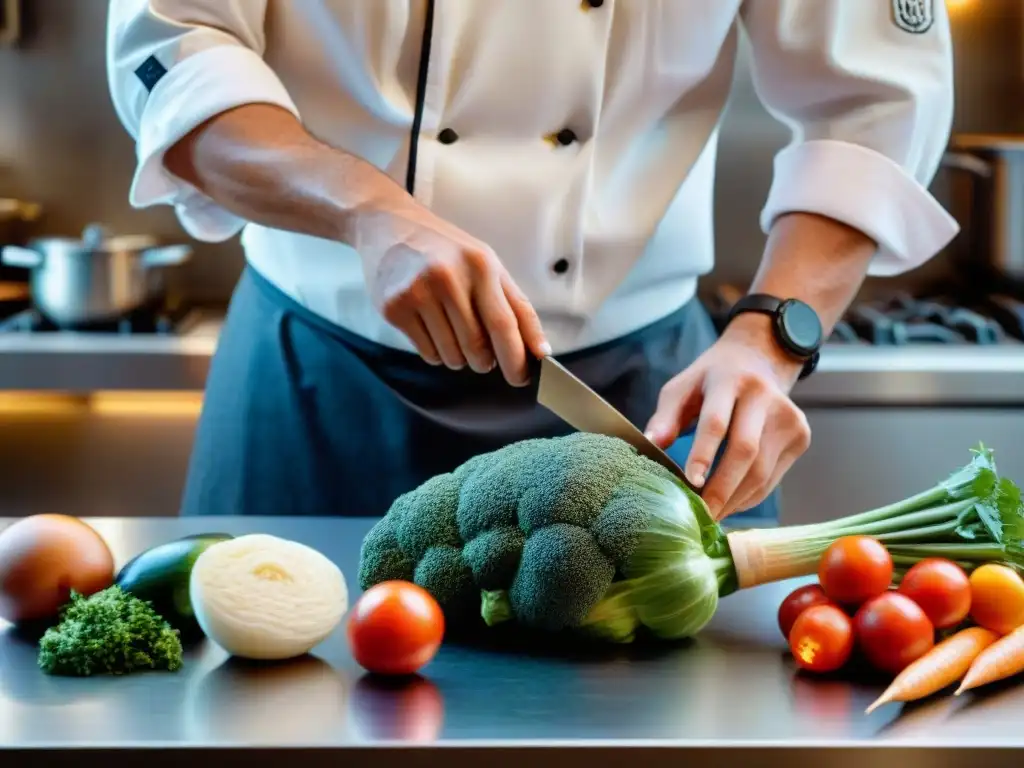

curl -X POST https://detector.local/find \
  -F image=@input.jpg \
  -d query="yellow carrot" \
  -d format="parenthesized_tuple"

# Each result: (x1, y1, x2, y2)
(956, 623, 1024, 695)
(865, 627, 999, 714)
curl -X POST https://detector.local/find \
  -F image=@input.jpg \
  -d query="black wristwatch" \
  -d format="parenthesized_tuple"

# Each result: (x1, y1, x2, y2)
(725, 294, 824, 380)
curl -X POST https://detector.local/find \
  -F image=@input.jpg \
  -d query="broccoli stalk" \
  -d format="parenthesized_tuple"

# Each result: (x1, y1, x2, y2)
(37, 586, 184, 676)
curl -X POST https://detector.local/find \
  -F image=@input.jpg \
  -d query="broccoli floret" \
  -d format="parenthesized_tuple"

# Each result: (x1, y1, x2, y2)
(37, 586, 184, 676)
(358, 432, 676, 634)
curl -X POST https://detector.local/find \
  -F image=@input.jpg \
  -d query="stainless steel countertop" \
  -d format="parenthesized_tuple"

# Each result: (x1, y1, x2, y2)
(1, 515, 1022, 767)
(2, 313, 1024, 405)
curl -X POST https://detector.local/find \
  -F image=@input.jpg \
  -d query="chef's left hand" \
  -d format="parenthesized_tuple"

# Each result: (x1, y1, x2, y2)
(643, 315, 812, 521)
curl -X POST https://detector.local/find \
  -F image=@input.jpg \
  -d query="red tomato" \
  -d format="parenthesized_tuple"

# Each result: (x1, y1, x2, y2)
(788, 604, 855, 673)
(818, 536, 893, 605)
(778, 584, 834, 639)
(348, 581, 445, 676)
(897, 558, 971, 630)
(853, 592, 935, 674)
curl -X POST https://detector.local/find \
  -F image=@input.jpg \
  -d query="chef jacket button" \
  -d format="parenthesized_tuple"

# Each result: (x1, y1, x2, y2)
(438, 128, 459, 144)
(552, 258, 571, 275)
(555, 128, 578, 146)
(584, 0, 604, 7)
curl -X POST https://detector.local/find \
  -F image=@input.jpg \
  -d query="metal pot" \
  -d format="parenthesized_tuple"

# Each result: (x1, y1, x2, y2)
(942, 133, 1024, 283)
(0, 223, 192, 326)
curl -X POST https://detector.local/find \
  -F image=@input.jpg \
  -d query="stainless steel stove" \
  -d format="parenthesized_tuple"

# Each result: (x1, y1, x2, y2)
(0, 301, 203, 336)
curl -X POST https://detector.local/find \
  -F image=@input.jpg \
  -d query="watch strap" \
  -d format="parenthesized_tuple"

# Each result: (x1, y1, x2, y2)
(725, 293, 822, 381)
(726, 293, 784, 320)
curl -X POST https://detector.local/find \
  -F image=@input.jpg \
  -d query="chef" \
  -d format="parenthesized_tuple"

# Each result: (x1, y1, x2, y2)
(106, 1, 957, 521)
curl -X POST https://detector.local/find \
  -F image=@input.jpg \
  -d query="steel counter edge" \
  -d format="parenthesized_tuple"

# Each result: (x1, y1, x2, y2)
(1, 319, 1024, 405)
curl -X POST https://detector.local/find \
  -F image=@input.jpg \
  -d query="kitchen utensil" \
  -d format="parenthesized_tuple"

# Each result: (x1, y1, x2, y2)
(942, 134, 1024, 288)
(534, 355, 698, 492)
(0, 223, 192, 327)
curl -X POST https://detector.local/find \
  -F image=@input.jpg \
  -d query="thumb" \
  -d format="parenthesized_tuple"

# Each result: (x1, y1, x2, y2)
(644, 373, 703, 449)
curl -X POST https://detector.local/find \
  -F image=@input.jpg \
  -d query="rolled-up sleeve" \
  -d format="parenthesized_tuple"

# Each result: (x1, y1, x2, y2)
(106, 0, 300, 241)
(740, 0, 959, 276)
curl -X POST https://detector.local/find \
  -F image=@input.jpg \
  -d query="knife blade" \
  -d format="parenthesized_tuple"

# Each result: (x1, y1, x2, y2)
(534, 355, 699, 493)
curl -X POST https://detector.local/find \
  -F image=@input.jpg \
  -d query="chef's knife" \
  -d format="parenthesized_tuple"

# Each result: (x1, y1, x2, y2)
(534, 355, 699, 493)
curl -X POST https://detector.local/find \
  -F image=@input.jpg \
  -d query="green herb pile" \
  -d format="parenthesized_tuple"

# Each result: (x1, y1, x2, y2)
(37, 585, 183, 676)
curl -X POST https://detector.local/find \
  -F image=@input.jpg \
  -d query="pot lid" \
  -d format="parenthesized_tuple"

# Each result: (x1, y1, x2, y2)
(29, 223, 163, 253)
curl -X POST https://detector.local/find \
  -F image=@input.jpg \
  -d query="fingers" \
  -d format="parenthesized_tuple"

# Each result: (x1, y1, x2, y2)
(729, 410, 810, 514)
(684, 384, 737, 490)
(376, 233, 546, 382)
(417, 298, 466, 370)
(502, 275, 551, 358)
(728, 445, 798, 518)
(643, 371, 703, 450)
(441, 290, 495, 375)
(701, 393, 768, 519)
(399, 311, 442, 366)
(718, 406, 811, 520)
(475, 271, 530, 386)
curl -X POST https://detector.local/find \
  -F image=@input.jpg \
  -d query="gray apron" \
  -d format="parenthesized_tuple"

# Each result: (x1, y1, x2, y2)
(180, 266, 779, 522)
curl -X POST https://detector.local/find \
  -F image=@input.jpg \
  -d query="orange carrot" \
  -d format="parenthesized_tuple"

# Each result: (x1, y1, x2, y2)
(865, 627, 999, 714)
(956, 623, 1024, 694)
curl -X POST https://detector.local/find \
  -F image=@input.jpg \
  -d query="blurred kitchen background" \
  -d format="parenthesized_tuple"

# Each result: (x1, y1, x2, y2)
(0, 0, 1020, 521)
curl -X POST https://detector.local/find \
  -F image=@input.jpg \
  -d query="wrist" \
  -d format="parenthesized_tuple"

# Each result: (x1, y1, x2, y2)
(329, 157, 419, 246)
(720, 313, 806, 389)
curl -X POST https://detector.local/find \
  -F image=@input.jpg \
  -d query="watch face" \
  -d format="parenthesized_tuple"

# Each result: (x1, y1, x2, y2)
(777, 299, 823, 356)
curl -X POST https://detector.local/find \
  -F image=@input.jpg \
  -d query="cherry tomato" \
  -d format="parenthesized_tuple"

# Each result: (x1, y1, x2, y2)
(897, 558, 971, 630)
(778, 584, 834, 639)
(348, 581, 445, 676)
(969, 563, 1024, 635)
(788, 604, 855, 673)
(853, 592, 934, 674)
(818, 536, 893, 606)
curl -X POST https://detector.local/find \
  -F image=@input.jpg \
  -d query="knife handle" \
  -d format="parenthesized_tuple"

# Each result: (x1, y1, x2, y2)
(526, 353, 545, 384)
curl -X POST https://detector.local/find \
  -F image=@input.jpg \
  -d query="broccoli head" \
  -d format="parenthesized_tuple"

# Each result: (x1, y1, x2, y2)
(38, 586, 184, 676)
(358, 432, 721, 641)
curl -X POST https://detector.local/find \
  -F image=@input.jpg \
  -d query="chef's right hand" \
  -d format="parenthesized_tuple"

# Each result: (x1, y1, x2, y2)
(352, 199, 551, 387)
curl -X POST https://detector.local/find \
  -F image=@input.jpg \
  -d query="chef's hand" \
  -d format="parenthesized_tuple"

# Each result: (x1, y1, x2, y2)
(353, 199, 551, 386)
(643, 315, 811, 521)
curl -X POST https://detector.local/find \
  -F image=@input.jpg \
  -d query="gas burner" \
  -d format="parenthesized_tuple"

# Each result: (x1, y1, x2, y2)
(0, 302, 199, 335)
(841, 293, 1007, 346)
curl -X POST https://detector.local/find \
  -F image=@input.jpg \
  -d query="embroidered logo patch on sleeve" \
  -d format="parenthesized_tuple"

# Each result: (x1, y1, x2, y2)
(134, 55, 168, 92)
(891, 0, 934, 34)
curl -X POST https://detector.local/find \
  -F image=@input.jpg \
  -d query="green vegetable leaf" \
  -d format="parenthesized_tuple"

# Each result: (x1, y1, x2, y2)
(683, 482, 729, 559)
(996, 477, 1024, 553)
(939, 445, 998, 504)
(954, 520, 987, 541)
(970, 465, 999, 500)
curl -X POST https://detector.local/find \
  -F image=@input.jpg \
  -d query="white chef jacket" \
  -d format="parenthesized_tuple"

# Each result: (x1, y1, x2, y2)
(106, 0, 959, 355)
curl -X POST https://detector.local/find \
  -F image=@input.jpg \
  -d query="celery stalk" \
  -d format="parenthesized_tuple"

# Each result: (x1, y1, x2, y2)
(723, 443, 1024, 592)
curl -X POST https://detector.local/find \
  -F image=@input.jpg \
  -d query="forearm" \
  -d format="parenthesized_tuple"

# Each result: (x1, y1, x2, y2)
(725, 211, 877, 382)
(750, 211, 876, 330)
(162, 103, 409, 245)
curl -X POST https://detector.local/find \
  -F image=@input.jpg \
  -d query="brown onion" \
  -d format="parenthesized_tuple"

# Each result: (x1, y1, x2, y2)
(0, 514, 115, 623)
